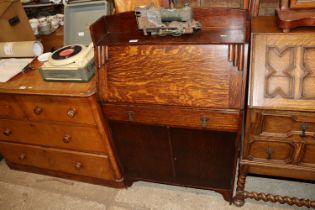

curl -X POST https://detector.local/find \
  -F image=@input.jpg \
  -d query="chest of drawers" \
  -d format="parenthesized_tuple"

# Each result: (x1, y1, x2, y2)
(234, 17, 315, 208)
(90, 8, 249, 202)
(0, 67, 123, 187)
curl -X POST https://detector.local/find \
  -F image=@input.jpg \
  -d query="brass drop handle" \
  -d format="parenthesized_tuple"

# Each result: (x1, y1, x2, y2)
(63, 134, 71, 144)
(19, 153, 26, 160)
(3, 128, 12, 136)
(300, 123, 309, 137)
(200, 115, 209, 128)
(67, 108, 77, 118)
(267, 147, 273, 160)
(127, 111, 135, 121)
(75, 162, 83, 170)
(33, 106, 43, 115)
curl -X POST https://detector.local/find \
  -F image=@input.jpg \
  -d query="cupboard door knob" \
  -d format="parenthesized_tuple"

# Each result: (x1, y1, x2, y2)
(127, 111, 135, 121)
(3, 128, 12, 136)
(300, 123, 309, 137)
(67, 108, 77, 118)
(75, 162, 83, 170)
(63, 134, 71, 144)
(19, 153, 26, 160)
(33, 106, 43, 115)
(200, 115, 209, 128)
(267, 147, 273, 160)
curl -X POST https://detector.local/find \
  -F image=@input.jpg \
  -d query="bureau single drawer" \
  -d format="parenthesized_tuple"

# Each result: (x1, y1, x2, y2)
(251, 110, 315, 139)
(17, 95, 96, 124)
(103, 104, 241, 132)
(0, 119, 107, 153)
(0, 94, 25, 120)
(245, 139, 295, 163)
(0, 142, 115, 181)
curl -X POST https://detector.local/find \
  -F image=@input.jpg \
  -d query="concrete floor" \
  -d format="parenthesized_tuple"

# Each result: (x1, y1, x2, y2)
(0, 160, 314, 210)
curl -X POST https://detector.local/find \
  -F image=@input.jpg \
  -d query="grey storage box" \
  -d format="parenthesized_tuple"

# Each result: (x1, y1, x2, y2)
(63, 0, 111, 45)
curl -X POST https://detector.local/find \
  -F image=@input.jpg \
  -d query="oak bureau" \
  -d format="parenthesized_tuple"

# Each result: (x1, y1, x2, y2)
(90, 8, 250, 202)
(234, 16, 315, 208)
(0, 62, 123, 187)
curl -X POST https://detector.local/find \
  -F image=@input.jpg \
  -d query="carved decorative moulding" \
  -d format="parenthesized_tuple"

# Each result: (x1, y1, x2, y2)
(276, 0, 315, 32)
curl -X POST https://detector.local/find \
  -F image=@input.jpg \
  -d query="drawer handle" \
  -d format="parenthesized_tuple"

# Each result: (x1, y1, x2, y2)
(200, 115, 209, 128)
(127, 111, 135, 121)
(3, 128, 12, 136)
(67, 108, 77, 118)
(75, 162, 83, 170)
(63, 134, 72, 144)
(33, 106, 43, 115)
(19, 153, 26, 160)
(300, 123, 309, 137)
(267, 147, 273, 160)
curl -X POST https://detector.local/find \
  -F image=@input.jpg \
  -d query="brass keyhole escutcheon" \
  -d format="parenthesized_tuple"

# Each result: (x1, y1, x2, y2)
(19, 153, 26, 161)
(75, 162, 83, 170)
(127, 111, 135, 121)
(3, 128, 12, 136)
(267, 147, 273, 160)
(200, 115, 209, 128)
(300, 123, 309, 137)
(63, 134, 71, 144)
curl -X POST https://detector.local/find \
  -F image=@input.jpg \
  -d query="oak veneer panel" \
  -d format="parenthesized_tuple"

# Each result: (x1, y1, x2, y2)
(0, 142, 115, 180)
(102, 45, 243, 109)
(0, 119, 107, 153)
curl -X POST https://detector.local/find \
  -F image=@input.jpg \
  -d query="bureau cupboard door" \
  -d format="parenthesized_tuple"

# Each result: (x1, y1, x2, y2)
(109, 121, 174, 182)
(250, 33, 315, 111)
(170, 128, 237, 190)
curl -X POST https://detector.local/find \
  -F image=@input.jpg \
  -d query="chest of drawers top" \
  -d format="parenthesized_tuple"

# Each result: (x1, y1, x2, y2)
(0, 60, 96, 97)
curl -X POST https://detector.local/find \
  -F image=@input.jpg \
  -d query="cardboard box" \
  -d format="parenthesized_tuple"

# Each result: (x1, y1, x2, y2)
(0, 0, 35, 42)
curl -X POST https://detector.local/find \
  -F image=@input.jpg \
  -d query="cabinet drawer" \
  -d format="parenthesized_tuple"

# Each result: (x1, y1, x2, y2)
(18, 95, 95, 124)
(0, 120, 107, 153)
(103, 104, 241, 132)
(0, 94, 25, 120)
(251, 110, 315, 139)
(0, 142, 115, 180)
(246, 140, 295, 163)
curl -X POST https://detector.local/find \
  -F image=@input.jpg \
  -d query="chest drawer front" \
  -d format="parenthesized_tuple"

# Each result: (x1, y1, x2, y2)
(0, 120, 107, 153)
(250, 33, 315, 111)
(246, 140, 295, 163)
(0, 94, 25, 120)
(103, 104, 241, 132)
(18, 95, 96, 124)
(0, 142, 115, 180)
(100, 45, 243, 109)
(250, 110, 315, 139)
(300, 144, 315, 167)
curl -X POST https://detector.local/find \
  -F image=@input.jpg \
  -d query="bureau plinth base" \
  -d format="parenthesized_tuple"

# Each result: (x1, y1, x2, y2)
(6, 161, 125, 188)
(125, 177, 233, 203)
(276, 9, 315, 32)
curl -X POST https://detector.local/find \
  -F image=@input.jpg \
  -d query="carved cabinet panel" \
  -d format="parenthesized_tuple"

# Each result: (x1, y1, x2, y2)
(249, 33, 315, 111)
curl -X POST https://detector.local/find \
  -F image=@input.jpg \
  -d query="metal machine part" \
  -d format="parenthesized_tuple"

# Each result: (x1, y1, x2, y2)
(135, 2, 201, 36)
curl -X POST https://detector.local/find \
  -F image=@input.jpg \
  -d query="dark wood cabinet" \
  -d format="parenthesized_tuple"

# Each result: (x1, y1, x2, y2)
(90, 8, 249, 203)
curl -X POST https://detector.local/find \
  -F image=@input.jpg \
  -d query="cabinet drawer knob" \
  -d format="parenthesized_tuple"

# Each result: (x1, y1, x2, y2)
(75, 162, 83, 170)
(67, 108, 77, 118)
(200, 115, 209, 128)
(33, 106, 43, 115)
(63, 134, 72, 144)
(300, 123, 309, 137)
(3, 128, 12, 136)
(19, 153, 26, 160)
(127, 111, 135, 121)
(267, 147, 273, 160)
